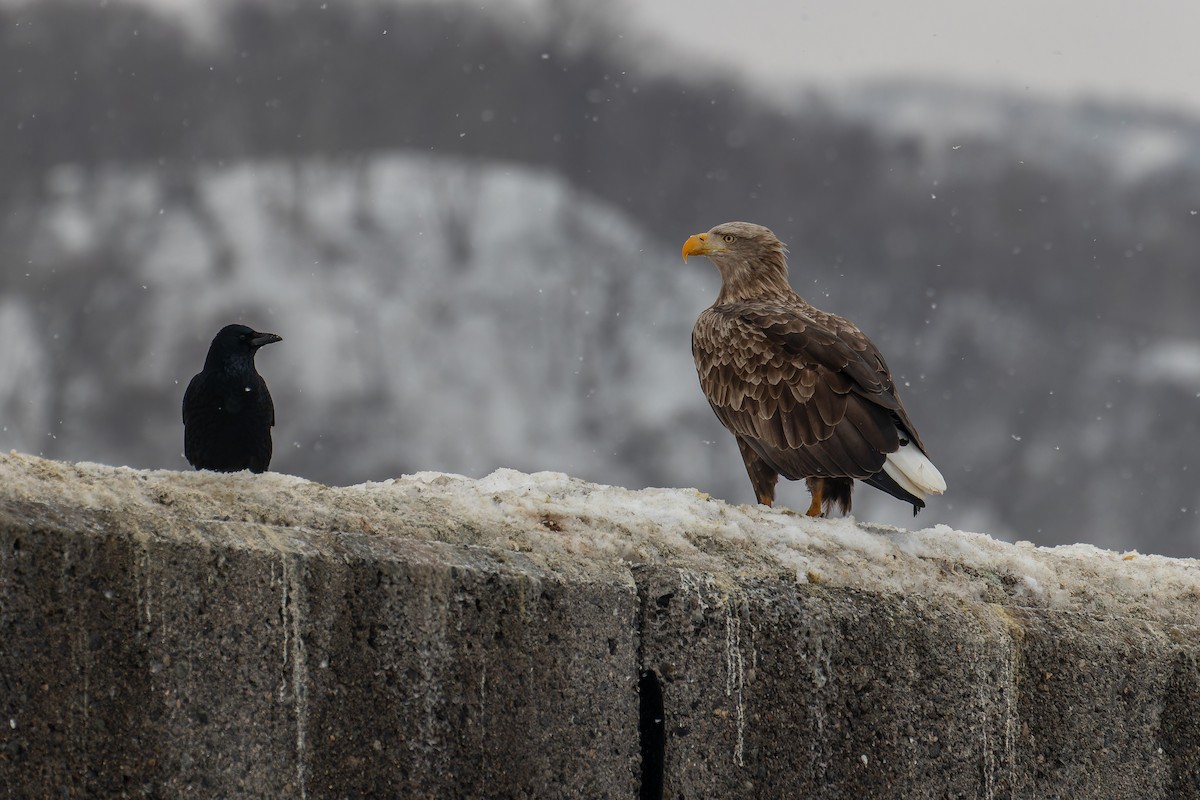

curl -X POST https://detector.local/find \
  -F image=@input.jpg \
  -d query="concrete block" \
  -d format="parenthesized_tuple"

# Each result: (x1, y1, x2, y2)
(2, 453, 1199, 798)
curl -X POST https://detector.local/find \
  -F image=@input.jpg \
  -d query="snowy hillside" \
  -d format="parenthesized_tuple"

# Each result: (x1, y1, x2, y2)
(830, 81, 1200, 179)
(6, 147, 1200, 555)
(0, 153, 722, 493)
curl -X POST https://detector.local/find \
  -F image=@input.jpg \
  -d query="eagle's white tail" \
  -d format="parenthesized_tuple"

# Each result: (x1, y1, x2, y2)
(883, 443, 947, 501)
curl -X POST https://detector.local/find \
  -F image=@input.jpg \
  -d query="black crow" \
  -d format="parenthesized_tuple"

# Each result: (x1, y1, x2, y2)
(182, 324, 282, 473)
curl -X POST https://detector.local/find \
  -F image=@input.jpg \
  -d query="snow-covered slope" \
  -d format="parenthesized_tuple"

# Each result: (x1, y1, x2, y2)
(5, 148, 1200, 556)
(829, 80, 1200, 179)
(1, 153, 717, 494)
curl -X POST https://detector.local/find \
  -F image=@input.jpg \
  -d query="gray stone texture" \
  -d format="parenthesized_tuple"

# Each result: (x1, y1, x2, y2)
(1, 452, 1199, 798)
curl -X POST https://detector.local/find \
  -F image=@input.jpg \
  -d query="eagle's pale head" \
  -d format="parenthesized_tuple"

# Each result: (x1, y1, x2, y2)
(682, 221, 785, 262)
(682, 221, 792, 303)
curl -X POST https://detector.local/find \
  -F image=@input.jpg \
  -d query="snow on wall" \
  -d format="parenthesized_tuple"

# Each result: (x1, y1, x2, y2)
(4, 450, 1196, 626)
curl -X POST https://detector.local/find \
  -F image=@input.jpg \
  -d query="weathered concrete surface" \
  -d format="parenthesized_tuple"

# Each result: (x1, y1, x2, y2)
(2, 452, 1200, 798)
(0, 460, 640, 798)
(637, 569, 1200, 798)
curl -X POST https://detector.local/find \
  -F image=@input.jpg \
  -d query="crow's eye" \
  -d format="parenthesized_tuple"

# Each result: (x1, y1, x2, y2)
(722, 234, 736, 243)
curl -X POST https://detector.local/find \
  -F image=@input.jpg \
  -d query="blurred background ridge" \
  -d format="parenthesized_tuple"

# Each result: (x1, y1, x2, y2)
(3, 0, 1200, 555)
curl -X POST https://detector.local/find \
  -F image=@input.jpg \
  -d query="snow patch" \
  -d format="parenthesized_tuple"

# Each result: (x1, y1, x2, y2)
(5, 452, 1200, 626)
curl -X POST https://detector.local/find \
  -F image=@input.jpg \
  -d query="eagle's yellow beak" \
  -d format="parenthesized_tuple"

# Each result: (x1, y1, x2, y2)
(682, 233, 709, 262)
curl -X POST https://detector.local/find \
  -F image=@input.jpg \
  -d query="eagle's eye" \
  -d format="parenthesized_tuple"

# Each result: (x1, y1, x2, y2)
(722, 234, 736, 243)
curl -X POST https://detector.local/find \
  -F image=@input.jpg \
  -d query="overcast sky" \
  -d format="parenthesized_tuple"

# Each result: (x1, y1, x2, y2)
(629, 0, 1200, 115)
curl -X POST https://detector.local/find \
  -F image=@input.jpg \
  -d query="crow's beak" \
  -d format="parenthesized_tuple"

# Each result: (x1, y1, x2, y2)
(249, 332, 282, 348)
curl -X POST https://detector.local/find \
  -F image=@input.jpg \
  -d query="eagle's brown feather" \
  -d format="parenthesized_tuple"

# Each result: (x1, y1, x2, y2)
(685, 221, 942, 515)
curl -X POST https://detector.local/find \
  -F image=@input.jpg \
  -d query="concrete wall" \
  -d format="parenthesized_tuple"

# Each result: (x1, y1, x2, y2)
(2, 452, 1199, 798)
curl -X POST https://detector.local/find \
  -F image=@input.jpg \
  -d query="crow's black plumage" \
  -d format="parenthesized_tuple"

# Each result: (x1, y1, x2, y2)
(182, 324, 282, 473)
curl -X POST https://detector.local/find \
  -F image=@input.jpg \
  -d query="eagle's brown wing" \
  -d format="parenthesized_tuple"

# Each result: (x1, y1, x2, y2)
(692, 302, 924, 483)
